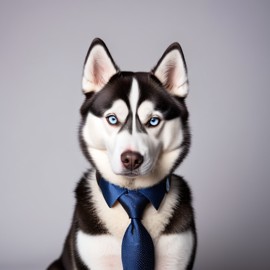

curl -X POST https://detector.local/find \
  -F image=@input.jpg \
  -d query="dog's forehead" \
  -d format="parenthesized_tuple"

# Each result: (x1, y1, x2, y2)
(85, 72, 181, 119)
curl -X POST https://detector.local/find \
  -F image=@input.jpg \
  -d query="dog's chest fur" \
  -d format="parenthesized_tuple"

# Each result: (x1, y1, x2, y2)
(75, 170, 194, 270)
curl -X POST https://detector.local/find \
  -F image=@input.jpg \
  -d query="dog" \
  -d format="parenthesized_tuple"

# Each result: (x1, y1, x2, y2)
(47, 38, 196, 270)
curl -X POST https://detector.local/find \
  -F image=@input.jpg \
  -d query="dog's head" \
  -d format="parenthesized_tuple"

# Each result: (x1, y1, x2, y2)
(80, 38, 190, 188)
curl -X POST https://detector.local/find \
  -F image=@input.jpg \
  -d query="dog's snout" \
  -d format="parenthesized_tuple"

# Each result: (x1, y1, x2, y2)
(121, 151, 144, 170)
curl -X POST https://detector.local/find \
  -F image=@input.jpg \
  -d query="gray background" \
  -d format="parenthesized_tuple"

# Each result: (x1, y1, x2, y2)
(1, 1, 270, 269)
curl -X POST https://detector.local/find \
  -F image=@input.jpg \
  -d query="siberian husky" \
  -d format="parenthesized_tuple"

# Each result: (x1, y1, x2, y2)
(48, 38, 196, 270)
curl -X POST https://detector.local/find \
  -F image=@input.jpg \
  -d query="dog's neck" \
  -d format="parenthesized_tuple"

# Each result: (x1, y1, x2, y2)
(96, 171, 171, 192)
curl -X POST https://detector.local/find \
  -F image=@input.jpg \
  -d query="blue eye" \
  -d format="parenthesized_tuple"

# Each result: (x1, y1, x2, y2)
(148, 116, 161, 127)
(106, 115, 119, 125)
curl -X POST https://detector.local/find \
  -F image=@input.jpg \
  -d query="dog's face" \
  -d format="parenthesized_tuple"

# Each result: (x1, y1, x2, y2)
(80, 39, 190, 188)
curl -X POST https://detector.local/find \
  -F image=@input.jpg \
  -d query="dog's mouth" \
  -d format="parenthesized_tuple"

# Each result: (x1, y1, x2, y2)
(117, 166, 154, 178)
(120, 171, 140, 178)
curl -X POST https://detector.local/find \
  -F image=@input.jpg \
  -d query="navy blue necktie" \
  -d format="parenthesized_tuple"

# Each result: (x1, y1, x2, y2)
(97, 175, 170, 270)
(119, 190, 154, 270)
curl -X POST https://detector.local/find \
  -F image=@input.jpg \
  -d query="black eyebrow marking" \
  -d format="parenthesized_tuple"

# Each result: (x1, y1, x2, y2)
(135, 115, 147, 133)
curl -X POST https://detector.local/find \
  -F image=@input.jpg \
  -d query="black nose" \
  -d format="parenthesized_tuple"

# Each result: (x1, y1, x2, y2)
(121, 151, 144, 170)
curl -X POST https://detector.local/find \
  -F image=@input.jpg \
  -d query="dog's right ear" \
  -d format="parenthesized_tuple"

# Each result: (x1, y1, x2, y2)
(152, 42, 189, 98)
(82, 38, 119, 94)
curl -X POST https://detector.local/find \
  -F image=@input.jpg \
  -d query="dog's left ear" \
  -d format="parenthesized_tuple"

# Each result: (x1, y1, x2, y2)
(82, 38, 119, 94)
(152, 43, 189, 98)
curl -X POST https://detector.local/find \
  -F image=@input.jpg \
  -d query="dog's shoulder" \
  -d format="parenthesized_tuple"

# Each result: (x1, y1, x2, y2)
(74, 169, 109, 235)
(163, 174, 195, 234)
(171, 174, 193, 204)
(74, 170, 91, 200)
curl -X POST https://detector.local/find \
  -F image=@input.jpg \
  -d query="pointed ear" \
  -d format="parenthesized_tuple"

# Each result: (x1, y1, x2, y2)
(152, 42, 189, 98)
(82, 38, 119, 94)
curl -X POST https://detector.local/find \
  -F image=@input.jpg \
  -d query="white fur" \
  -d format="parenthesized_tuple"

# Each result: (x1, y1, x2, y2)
(76, 231, 122, 269)
(160, 118, 183, 151)
(155, 231, 194, 270)
(129, 78, 140, 132)
(82, 113, 106, 150)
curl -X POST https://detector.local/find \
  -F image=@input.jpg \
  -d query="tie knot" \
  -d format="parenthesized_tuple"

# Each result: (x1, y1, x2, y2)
(118, 191, 149, 219)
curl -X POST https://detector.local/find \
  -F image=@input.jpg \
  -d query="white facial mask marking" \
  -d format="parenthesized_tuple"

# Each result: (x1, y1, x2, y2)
(129, 79, 140, 133)
(82, 77, 184, 180)
(104, 100, 129, 127)
(106, 79, 163, 175)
